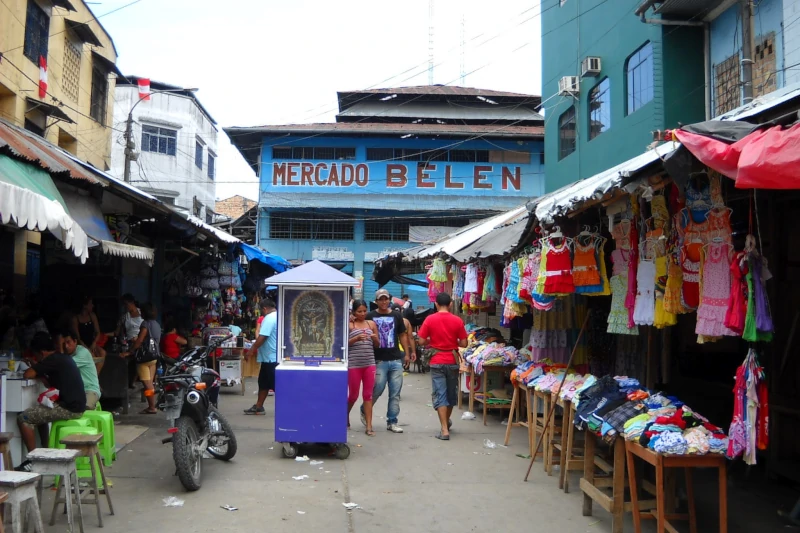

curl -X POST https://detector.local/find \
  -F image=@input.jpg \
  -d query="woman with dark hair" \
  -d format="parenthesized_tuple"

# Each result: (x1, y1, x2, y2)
(123, 303, 161, 414)
(160, 317, 187, 359)
(348, 299, 378, 436)
(72, 296, 105, 359)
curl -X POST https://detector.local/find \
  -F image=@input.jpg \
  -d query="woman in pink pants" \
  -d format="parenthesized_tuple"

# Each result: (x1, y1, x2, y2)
(348, 300, 378, 436)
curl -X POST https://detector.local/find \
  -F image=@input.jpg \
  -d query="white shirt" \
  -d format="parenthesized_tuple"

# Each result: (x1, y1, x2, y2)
(123, 311, 143, 340)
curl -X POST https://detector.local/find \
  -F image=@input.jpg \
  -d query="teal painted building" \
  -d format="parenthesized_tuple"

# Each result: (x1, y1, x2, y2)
(541, 0, 706, 191)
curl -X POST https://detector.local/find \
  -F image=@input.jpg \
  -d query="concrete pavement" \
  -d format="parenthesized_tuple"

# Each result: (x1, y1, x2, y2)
(30, 372, 787, 533)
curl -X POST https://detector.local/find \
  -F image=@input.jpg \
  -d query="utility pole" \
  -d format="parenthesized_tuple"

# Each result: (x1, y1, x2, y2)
(741, 0, 755, 104)
(123, 113, 134, 182)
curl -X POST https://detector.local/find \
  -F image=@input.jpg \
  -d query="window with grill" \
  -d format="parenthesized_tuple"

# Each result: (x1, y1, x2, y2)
(89, 66, 108, 124)
(589, 78, 611, 140)
(559, 106, 576, 160)
(272, 146, 292, 159)
(714, 54, 740, 116)
(62, 35, 81, 103)
(272, 147, 356, 160)
(626, 42, 654, 115)
(366, 148, 394, 161)
(208, 153, 216, 180)
(23, 0, 49, 65)
(195, 141, 203, 169)
(269, 214, 354, 240)
(141, 125, 177, 156)
(364, 220, 410, 241)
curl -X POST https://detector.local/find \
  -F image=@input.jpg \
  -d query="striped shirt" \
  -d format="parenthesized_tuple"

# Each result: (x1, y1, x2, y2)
(348, 326, 376, 369)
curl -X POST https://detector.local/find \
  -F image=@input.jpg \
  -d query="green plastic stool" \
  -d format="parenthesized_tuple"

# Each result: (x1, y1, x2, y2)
(48, 417, 91, 449)
(81, 411, 116, 466)
(53, 426, 103, 484)
(95, 401, 102, 411)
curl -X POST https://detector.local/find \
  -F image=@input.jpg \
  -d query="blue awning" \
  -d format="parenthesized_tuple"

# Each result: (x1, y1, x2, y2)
(239, 242, 291, 273)
(58, 187, 113, 247)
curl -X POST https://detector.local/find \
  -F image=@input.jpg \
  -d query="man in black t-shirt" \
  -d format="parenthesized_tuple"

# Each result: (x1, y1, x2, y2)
(362, 289, 415, 433)
(17, 332, 85, 455)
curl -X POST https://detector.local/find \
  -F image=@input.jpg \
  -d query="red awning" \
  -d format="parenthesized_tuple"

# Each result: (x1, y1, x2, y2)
(673, 123, 800, 189)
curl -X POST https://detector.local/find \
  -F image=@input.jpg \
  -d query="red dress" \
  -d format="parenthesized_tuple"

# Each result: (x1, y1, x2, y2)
(724, 251, 748, 334)
(543, 242, 575, 294)
(680, 244, 701, 310)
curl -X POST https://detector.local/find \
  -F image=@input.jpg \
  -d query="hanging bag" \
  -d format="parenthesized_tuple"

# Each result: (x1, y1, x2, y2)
(134, 320, 159, 364)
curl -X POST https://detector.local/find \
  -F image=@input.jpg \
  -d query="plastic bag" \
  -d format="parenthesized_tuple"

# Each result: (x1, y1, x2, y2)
(483, 439, 497, 449)
(461, 411, 476, 421)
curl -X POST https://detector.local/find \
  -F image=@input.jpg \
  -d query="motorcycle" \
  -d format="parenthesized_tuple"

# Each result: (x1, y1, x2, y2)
(156, 335, 238, 491)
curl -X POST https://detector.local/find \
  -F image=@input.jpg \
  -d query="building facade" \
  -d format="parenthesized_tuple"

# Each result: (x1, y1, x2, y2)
(543, 0, 798, 192)
(228, 86, 544, 297)
(110, 77, 218, 219)
(0, 0, 119, 170)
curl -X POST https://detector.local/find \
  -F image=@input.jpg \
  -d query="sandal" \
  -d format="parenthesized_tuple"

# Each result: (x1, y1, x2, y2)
(365, 429, 375, 437)
(435, 431, 450, 441)
(139, 408, 157, 414)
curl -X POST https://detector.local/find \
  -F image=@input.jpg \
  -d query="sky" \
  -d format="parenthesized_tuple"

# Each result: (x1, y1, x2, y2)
(98, 0, 543, 202)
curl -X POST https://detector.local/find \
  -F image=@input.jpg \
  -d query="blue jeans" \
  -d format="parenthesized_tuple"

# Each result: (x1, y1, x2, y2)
(363, 359, 403, 425)
(430, 364, 459, 409)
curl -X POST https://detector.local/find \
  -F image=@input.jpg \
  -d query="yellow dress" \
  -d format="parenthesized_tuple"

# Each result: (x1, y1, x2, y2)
(653, 256, 677, 328)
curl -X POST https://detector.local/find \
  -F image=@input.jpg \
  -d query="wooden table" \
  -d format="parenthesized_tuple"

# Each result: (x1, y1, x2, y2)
(625, 440, 728, 533)
(556, 401, 584, 492)
(466, 365, 515, 425)
(581, 432, 657, 533)
(503, 380, 531, 447)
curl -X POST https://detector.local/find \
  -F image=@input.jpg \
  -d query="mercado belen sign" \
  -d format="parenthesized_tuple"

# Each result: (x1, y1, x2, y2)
(271, 162, 524, 191)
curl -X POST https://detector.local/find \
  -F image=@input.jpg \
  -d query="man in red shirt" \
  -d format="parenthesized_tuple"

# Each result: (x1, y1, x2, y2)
(417, 292, 468, 441)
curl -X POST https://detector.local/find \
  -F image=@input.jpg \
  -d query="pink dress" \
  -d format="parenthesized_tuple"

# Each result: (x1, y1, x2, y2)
(696, 242, 737, 337)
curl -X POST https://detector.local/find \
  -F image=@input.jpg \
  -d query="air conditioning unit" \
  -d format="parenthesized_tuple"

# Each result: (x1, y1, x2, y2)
(558, 76, 580, 96)
(581, 56, 602, 77)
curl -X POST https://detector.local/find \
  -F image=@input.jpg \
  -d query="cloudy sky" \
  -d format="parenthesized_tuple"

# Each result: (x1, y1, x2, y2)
(99, 0, 543, 201)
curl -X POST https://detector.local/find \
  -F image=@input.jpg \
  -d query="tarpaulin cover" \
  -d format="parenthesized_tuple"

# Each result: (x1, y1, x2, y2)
(239, 242, 291, 273)
(673, 123, 800, 189)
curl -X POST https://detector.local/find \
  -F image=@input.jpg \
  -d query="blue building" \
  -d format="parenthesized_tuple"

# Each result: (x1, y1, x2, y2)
(227, 86, 544, 298)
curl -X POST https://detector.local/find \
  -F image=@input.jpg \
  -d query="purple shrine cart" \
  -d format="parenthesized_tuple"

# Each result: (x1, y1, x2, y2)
(265, 261, 357, 460)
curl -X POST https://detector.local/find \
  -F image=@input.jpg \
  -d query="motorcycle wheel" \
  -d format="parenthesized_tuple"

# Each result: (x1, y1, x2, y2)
(206, 407, 238, 461)
(173, 416, 203, 491)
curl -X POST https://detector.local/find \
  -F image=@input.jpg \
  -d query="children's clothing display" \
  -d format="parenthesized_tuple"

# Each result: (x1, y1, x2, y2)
(573, 240, 603, 294)
(543, 241, 575, 295)
(695, 242, 736, 338)
(607, 249, 638, 335)
(633, 259, 655, 326)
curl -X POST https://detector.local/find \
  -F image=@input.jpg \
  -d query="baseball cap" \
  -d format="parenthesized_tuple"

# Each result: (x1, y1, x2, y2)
(375, 289, 390, 300)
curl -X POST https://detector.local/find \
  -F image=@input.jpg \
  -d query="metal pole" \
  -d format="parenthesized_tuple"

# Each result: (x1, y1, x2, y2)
(741, 0, 755, 104)
(123, 111, 133, 183)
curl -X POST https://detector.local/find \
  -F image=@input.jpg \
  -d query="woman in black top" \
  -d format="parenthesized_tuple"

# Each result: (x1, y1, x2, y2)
(72, 296, 105, 359)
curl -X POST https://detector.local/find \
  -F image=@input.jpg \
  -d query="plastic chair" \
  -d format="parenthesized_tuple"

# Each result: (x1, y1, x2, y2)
(81, 411, 116, 466)
(48, 418, 91, 449)
(95, 402, 102, 411)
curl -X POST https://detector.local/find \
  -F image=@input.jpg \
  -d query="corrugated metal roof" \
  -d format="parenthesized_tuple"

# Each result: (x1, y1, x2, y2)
(261, 192, 530, 212)
(227, 122, 543, 137)
(340, 85, 539, 99)
(0, 119, 105, 185)
(531, 142, 678, 223)
(336, 101, 543, 122)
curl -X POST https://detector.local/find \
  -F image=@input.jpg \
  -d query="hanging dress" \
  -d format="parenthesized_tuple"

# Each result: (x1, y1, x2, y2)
(543, 241, 575, 295)
(584, 244, 611, 296)
(464, 263, 479, 293)
(724, 252, 748, 335)
(663, 253, 687, 315)
(607, 249, 638, 335)
(695, 242, 737, 337)
(633, 258, 656, 326)
(573, 240, 602, 294)
(653, 255, 677, 328)
(680, 241, 702, 311)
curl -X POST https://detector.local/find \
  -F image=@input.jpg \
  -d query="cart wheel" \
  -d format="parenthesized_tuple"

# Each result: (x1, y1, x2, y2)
(282, 443, 297, 459)
(334, 444, 350, 460)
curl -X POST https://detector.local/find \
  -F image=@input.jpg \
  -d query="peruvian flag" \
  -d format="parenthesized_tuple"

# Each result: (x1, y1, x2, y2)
(38, 55, 47, 98)
(137, 78, 151, 101)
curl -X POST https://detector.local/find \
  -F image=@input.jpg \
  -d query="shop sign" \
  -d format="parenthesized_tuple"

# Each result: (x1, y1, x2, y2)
(312, 246, 354, 261)
(270, 162, 524, 192)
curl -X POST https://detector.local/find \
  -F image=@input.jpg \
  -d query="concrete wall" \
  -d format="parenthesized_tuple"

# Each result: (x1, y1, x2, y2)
(784, 0, 800, 86)
(109, 86, 217, 217)
(0, 0, 117, 170)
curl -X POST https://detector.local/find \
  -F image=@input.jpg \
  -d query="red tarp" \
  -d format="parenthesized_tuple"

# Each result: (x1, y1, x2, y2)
(673, 123, 800, 189)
